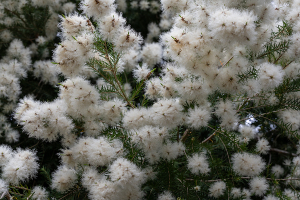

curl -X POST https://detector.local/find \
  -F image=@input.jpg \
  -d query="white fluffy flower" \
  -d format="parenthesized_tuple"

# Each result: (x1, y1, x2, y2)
(109, 158, 146, 185)
(70, 137, 122, 166)
(208, 181, 226, 198)
(0, 179, 8, 196)
(150, 98, 183, 128)
(258, 62, 284, 91)
(232, 152, 266, 176)
(187, 107, 211, 129)
(31, 186, 48, 200)
(113, 27, 143, 53)
(256, 138, 271, 154)
(133, 63, 152, 82)
(187, 153, 210, 175)
(271, 165, 284, 178)
(208, 7, 257, 45)
(157, 191, 176, 200)
(2, 149, 39, 184)
(51, 165, 77, 192)
(161, 141, 185, 161)
(231, 187, 241, 198)
(141, 43, 162, 67)
(80, 0, 115, 19)
(263, 195, 279, 200)
(249, 177, 269, 196)
(0, 145, 13, 167)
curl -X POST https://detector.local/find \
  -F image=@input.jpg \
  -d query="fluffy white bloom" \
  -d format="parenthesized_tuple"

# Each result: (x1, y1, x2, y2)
(211, 8, 257, 40)
(141, 43, 162, 67)
(59, 14, 93, 39)
(123, 107, 150, 129)
(271, 165, 284, 178)
(215, 100, 236, 118)
(144, 77, 162, 99)
(81, 167, 102, 189)
(109, 158, 146, 185)
(130, 1, 138, 9)
(80, 0, 115, 19)
(36, 36, 46, 45)
(5, 130, 19, 143)
(249, 177, 269, 196)
(0, 179, 8, 196)
(241, 188, 251, 200)
(293, 156, 300, 166)
(232, 152, 266, 176)
(161, 0, 190, 14)
(150, 1, 160, 14)
(258, 63, 284, 91)
(113, 27, 142, 53)
(0, 145, 13, 167)
(284, 62, 300, 79)
(256, 138, 271, 154)
(116, 0, 127, 12)
(287, 33, 300, 59)
(0, 30, 13, 43)
(208, 181, 226, 198)
(133, 63, 152, 82)
(239, 125, 256, 140)
(88, 177, 116, 200)
(59, 77, 100, 118)
(159, 19, 172, 30)
(2, 149, 39, 184)
(70, 137, 122, 166)
(98, 12, 126, 41)
(100, 99, 126, 125)
(283, 189, 299, 200)
(157, 191, 176, 200)
(31, 186, 48, 200)
(51, 165, 77, 192)
(187, 153, 210, 175)
(161, 141, 185, 161)
(263, 195, 279, 200)
(187, 107, 211, 129)
(18, 99, 74, 141)
(33, 60, 60, 86)
(62, 2, 76, 13)
(278, 109, 300, 131)
(231, 187, 241, 198)
(53, 32, 94, 77)
(177, 78, 210, 103)
(150, 98, 183, 128)
(140, 0, 149, 10)
(122, 49, 140, 72)
(130, 126, 168, 150)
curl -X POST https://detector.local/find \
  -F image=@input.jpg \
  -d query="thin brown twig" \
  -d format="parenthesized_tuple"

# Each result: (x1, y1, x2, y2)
(270, 148, 298, 157)
(201, 132, 216, 144)
(10, 186, 30, 191)
(180, 129, 189, 142)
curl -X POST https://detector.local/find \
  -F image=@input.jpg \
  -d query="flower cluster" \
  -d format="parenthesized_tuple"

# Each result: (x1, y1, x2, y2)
(1, 0, 300, 199)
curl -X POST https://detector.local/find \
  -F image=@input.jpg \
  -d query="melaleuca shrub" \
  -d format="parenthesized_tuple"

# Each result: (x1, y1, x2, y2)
(2, 0, 300, 200)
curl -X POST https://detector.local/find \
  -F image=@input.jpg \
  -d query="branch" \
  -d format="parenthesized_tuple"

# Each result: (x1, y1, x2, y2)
(270, 148, 298, 157)
(201, 132, 216, 144)
(180, 129, 189, 142)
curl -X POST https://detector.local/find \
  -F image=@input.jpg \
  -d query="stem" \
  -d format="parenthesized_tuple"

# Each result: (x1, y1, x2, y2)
(180, 129, 189, 142)
(270, 148, 298, 157)
(201, 132, 216, 144)
(103, 42, 135, 108)
(10, 186, 30, 191)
